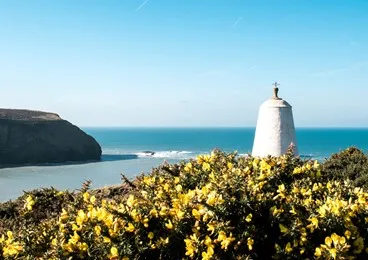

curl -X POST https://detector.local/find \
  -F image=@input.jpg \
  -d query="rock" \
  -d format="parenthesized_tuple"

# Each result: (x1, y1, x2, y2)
(0, 109, 102, 167)
(142, 151, 155, 156)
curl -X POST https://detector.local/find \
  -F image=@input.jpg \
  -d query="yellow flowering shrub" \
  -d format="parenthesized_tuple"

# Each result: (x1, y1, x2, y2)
(1, 149, 368, 259)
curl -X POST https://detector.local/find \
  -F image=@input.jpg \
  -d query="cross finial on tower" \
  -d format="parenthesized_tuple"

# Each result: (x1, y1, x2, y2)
(272, 81, 280, 99)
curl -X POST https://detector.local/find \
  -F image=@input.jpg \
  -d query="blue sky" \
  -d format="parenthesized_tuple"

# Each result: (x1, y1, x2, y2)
(0, 0, 367, 127)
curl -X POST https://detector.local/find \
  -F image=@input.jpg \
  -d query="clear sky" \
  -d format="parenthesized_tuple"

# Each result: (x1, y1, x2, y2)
(1, 0, 367, 127)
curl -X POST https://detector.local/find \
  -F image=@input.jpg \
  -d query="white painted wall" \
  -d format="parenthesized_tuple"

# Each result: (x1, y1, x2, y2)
(252, 99, 298, 157)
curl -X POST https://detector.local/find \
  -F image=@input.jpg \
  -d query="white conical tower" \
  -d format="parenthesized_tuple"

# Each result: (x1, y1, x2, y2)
(252, 82, 298, 157)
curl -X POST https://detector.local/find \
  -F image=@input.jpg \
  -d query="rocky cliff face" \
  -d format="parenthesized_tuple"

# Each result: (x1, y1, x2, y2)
(0, 109, 102, 167)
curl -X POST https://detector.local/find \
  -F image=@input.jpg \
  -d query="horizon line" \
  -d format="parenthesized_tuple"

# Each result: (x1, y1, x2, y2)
(80, 126, 368, 129)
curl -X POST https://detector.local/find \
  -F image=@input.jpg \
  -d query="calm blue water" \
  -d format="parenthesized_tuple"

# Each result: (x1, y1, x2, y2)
(0, 127, 368, 202)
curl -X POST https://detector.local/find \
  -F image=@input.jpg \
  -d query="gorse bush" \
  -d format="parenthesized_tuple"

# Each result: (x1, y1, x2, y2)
(1, 149, 368, 259)
(322, 147, 368, 189)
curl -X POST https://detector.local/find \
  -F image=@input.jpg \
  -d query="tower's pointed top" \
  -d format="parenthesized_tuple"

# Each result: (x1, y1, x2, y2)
(272, 82, 281, 100)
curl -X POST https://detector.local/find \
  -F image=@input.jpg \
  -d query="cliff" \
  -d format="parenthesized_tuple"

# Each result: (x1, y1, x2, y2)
(0, 109, 102, 167)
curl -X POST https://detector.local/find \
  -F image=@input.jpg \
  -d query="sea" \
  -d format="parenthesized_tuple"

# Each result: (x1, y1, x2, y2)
(1, 127, 368, 202)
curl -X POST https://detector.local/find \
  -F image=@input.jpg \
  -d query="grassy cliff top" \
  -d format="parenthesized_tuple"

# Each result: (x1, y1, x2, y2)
(0, 108, 61, 121)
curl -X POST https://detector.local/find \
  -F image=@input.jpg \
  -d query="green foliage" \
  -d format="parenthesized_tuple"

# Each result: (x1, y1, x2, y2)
(0, 149, 368, 259)
(322, 147, 368, 189)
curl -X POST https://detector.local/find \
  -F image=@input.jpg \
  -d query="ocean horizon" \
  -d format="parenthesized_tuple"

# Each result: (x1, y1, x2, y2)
(1, 127, 368, 202)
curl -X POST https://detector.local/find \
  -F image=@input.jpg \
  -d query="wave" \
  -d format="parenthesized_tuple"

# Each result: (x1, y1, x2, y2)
(100, 149, 328, 163)
(101, 149, 195, 160)
(136, 151, 194, 159)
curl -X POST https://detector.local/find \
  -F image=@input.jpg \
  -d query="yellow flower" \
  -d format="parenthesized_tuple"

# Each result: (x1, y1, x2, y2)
(330, 233, 340, 247)
(279, 224, 288, 233)
(201, 185, 210, 196)
(227, 162, 233, 170)
(76, 210, 86, 226)
(143, 176, 153, 185)
(338, 236, 346, 245)
(83, 192, 90, 202)
(148, 232, 154, 240)
(150, 209, 158, 218)
(202, 162, 211, 171)
(277, 184, 285, 193)
(176, 209, 185, 219)
(217, 231, 227, 241)
(289, 206, 297, 215)
(80, 242, 88, 251)
(307, 217, 319, 231)
(24, 195, 35, 211)
(163, 183, 170, 192)
(2, 242, 23, 256)
(62, 243, 73, 253)
(69, 231, 80, 244)
(293, 167, 302, 174)
(285, 242, 292, 253)
(72, 223, 81, 231)
(303, 164, 310, 171)
(329, 248, 337, 259)
(7, 231, 13, 240)
(271, 206, 284, 216)
(142, 217, 149, 228)
(110, 246, 119, 259)
(165, 220, 173, 230)
(315, 247, 322, 257)
(94, 225, 101, 236)
(247, 238, 254, 250)
(202, 251, 212, 260)
(207, 222, 216, 234)
(130, 209, 140, 222)
(313, 160, 319, 169)
(175, 184, 183, 192)
(103, 236, 111, 243)
(185, 234, 198, 257)
(90, 195, 96, 204)
(174, 177, 180, 184)
(159, 237, 169, 245)
(260, 160, 271, 171)
(125, 223, 135, 233)
(126, 195, 136, 208)
(310, 217, 318, 227)
(184, 162, 193, 172)
(159, 206, 168, 217)
(192, 209, 201, 220)
(245, 213, 252, 222)
(252, 158, 259, 168)
(344, 230, 351, 239)
(325, 236, 332, 247)
(292, 186, 299, 193)
(220, 235, 235, 250)
(51, 238, 57, 246)
(185, 239, 196, 257)
(312, 183, 319, 191)
(204, 236, 213, 247)
(206, 192, 221, 206)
